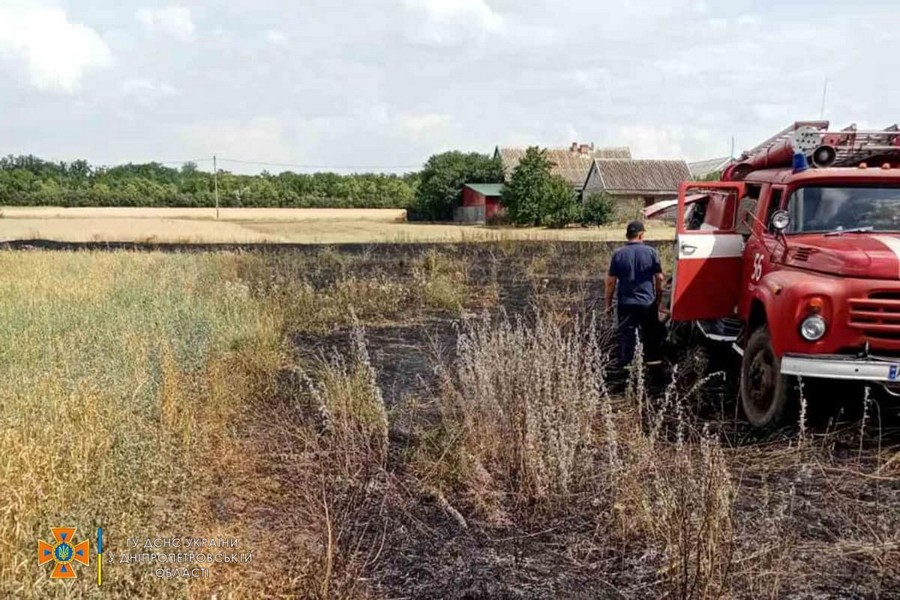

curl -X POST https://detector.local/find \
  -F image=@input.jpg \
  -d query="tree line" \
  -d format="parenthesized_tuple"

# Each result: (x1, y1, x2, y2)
(0, 150, 614, 226)
(0, 155, 418, 209)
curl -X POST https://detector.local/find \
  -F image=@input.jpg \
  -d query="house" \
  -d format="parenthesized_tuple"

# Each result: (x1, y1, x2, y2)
(494, 143, 632, 197)
(455, 183, 504, 223)
(688, 157, 732, 179)
(582, 158, 691, 221)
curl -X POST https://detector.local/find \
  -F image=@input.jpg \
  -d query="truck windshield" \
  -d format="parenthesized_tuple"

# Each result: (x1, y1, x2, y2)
(786, 185, 900, 233)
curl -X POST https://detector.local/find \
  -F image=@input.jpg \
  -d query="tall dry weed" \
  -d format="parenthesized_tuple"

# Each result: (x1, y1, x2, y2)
(425, 310, 737, 597)
(439, 311, 608, 509)
(274, 324, 389, 599)
(610, 356, 736, 599)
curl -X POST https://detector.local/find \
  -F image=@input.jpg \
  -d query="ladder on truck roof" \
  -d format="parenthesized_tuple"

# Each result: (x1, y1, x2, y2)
(740, 121, 900, 167)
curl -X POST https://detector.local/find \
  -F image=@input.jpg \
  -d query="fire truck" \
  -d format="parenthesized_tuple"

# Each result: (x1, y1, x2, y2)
(663, 121, 900, 428)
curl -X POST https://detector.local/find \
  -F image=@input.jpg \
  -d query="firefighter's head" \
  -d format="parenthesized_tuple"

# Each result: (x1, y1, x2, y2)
(626, 221, 645, 241)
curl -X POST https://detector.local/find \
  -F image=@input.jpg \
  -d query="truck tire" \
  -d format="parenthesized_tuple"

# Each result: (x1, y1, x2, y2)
(740, 326, 792, 428)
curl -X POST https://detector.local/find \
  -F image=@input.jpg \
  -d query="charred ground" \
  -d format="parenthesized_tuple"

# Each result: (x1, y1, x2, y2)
(228, 242, 899, 599)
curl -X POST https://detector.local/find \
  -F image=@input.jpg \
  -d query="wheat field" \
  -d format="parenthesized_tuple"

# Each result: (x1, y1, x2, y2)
(0, 207, 675, 244)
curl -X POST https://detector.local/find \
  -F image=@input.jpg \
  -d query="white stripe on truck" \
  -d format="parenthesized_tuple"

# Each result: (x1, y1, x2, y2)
(677, 233, 744, 260)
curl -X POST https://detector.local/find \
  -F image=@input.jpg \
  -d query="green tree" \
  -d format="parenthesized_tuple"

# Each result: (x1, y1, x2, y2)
(579, 191, 615, 226)
(411, 151, 502, 221)
(501, 147, 578, 227)
(0, 154, 420, 210)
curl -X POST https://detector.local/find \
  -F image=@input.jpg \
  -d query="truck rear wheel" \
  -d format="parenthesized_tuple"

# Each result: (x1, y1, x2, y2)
(740, 326, 792, 428)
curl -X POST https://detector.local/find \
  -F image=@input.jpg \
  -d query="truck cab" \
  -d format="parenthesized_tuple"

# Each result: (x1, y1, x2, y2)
(670, 122, 900, 427)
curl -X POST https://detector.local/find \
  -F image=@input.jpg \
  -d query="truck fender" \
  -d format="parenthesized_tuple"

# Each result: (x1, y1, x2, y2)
(746, 271, 794, 356)
(745, 283, 781, 349)
(746, 269, 840, 356)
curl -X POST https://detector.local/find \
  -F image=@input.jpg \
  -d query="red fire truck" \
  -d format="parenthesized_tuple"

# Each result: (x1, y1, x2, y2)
(666, 121, 900, 428)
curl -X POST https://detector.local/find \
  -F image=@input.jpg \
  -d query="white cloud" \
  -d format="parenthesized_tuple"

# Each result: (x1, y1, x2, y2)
(398, 112, 453, 138)
(617, 125, 685, 159)
(2, 0, 899, 171)
(137, 6, 196, 42)
(264, 29, 288, 46)
(0, 5, 112, 93)
(406, 0, 503, 29)
(402, 0, 504, 46)
(182, 117, 294, 164)
(121, 77, 178, 102)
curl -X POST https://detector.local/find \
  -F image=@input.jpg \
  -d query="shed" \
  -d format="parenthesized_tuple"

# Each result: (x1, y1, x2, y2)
(494, 143, 632, 196)
(456, 183, 504, 223)
(583, 158, 691, 221)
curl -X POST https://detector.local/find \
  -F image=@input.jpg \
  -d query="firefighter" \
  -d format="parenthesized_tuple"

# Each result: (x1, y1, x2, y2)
(605, 221, 665, 369)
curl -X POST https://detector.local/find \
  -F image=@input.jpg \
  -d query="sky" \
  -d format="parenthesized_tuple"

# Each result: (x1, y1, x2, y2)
(1, 0, 899, 173)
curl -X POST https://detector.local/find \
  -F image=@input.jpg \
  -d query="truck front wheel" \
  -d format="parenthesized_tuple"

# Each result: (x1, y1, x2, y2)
(740, 326, 792, 428)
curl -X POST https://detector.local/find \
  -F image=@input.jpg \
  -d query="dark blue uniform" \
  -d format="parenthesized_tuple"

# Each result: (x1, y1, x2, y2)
(609, 242, 662, 366)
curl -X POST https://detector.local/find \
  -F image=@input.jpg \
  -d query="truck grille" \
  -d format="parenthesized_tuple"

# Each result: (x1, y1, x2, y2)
(849, 293, 900, 339)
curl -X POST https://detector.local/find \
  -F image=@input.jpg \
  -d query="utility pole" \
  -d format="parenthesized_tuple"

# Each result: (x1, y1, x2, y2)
(730, 136, 735, 160)
(820, 78, 829, 119)
(213, 155, 220, 220)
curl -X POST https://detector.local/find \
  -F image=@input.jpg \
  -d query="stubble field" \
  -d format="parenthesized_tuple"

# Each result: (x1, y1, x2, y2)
(1, 242, 897, 599)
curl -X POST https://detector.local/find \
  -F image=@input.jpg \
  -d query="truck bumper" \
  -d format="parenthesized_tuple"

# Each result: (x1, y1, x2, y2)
(781, 354, 900, 382)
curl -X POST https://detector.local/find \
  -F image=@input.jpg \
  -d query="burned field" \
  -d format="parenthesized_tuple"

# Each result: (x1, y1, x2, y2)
(234, 242, 899, 599)
(2, 241, 898, 599)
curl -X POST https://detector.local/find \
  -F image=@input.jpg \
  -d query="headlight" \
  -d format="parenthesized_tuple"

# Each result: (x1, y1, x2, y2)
(800, 314, 827, 341)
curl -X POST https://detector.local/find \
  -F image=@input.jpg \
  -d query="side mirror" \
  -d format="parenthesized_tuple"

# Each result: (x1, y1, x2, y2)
(771, 210, 791, 232)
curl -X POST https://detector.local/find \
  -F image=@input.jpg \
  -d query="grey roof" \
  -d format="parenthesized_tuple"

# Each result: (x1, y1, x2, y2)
(688, 157, 733, 178)
(594, 147, 632, 159)
(590, 159, 691, 194)
(464, 183, 504, 196)
(496, 145, 633, 189)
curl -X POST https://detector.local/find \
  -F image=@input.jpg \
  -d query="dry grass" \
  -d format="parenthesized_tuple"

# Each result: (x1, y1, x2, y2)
(437, 313, 608, 508)
(0, 207, 408, 222)
(0, 251, 284, 598)
(406, 305, 898, 598)
(4, 244, 897, 599)
(0, 207, 675, 244)
(247, 326, 390, 599)
(410, 311, 738, 597)
(235, 249, 473, 334)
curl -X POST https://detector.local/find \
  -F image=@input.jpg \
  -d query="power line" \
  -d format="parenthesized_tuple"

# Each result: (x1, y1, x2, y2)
(216, 157, 421, 170)
(158, 158, 214, 165)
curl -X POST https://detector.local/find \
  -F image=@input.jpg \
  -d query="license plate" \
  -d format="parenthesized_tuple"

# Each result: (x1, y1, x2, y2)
(890, 365, 899, 381)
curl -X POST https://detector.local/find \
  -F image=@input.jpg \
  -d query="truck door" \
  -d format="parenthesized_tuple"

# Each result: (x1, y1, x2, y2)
(670, 181, 747, 322)
(737, 185, 784, 317)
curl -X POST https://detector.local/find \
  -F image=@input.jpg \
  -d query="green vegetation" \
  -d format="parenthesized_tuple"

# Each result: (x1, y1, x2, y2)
(501, 147, 580, 227)
(580, 191, 616, 226)
(500, 147, 615, 228)
(410, 151, 503, 220)
(0, 155, 418, 209)
(0, 151, 620, 230)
